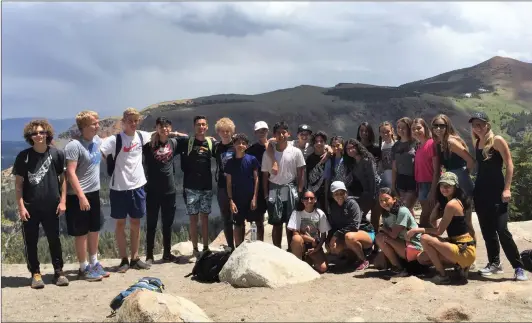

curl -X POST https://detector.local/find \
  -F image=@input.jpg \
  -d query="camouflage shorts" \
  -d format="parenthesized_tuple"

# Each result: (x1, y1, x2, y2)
(184, 189, 213, 215)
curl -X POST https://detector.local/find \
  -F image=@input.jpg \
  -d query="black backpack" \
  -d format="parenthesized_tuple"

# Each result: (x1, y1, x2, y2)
(521, 249, 532, 272)
(184, 250, 232, 282)
(106, 131, 144, 177)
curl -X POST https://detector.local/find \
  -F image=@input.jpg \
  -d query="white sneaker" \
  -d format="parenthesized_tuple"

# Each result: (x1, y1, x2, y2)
(479, 263, 504, 276)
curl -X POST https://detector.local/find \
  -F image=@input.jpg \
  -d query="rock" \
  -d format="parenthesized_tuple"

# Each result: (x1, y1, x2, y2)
(427, 302, 471, 322)
(345, 317, 365, 322)
(117, 289, 213, 322)
(171, 241, 203, 257)
(218, 241, 321, 288)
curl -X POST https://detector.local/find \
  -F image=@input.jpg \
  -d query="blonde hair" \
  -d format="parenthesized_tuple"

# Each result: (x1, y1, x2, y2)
(431, 114, 468, 158)
(472, 121, 495, 160)
(215, 117, 235, 133)
(75, 110, 99, 130)
(122, 107, 141, 120)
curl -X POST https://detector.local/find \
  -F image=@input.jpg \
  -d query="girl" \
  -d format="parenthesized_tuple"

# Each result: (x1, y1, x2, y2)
(412, 118, 440, 227)
(287, 190, 330, 273)
(379, 121, 396, 188)
(306, 131, 329, 212)
(324, 135, 349, 211)
(407, 172, 476, 285)
(327, 181, 375, 271)
(376, 187, 425, 277)
(392, 117, 417, 215)
(470, 112, 528, 281)
(357, 122, 381, 162)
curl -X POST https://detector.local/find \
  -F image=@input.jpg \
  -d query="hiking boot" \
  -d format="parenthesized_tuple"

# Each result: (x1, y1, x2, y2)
(53, 271, 69, 287)
(92, 262, 110, 278)
(78, 265, 103, 282)
(479, 263, 504, 276)
(355, 260, 369, 271)
(130, 258, 151, 270)
(162, 254, 177, 263)
(514, 268, 529, 281)
(31, 273, 45, 289)
(431, 274, 451, 285)
(117, 258, 130, 273)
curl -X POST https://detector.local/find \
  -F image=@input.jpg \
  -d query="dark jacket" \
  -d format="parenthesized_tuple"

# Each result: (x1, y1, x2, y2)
(328, 196, 374, 239)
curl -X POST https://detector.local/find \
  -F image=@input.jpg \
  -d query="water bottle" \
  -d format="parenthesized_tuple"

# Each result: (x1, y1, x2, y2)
(250, 221, 257, 242)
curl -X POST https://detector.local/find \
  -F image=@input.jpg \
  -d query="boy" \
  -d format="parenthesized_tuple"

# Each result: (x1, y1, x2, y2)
(13, 119, 69, 288)
(225, 133, 260, 247)
(262, 121, 306, 249)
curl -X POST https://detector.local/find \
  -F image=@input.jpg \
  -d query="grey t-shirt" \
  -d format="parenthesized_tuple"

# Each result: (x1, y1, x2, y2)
(391, 140, 416, 176)
(65, 135, 102, 194)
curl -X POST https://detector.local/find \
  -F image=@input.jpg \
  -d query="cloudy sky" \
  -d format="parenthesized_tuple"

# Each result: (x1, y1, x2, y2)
(2, 2, 532, 119)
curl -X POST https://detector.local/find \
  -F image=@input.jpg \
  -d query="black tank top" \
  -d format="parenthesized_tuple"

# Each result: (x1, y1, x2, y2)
(446, 199, 469, 237)
(437, 144, 466, 170)
(474, 141, 505, 202)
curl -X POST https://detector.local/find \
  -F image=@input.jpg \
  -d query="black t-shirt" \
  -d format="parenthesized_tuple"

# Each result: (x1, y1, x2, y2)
(306, 153, 326, 194)
(143, 137, 185, 194)
(179, 138, 215, 190)
(366, 144, 382, 163)
(246, 142, 267, 193)
(12, 147, 65, 207)
(214, 142, 236, 188)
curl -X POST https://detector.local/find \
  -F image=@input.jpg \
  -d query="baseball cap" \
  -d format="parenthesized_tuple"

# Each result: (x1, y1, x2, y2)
(254, 121, 269, 131)
(297, 124, 312, 134)
(438, 172, 459, 186)
(330, 181, 347, 193)
(468, 111, 490, 123)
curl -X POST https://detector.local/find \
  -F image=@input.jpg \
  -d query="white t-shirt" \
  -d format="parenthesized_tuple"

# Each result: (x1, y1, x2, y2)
(100, 130, 152, 191)
(261, 145, 306, 185)
(287, 208, 331, 235)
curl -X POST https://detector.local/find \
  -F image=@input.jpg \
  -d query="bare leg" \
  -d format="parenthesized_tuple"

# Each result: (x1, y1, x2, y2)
(234, 225, 244, 247)
(344, 231, 373, 261)
(309, 250, 328, 273)
(375, 233, 405, 268)
(419, 200, 432, 227)
(286, 226, 293, 251)
(401, 191, 418, 217)
(75, 235, 88, 265)
(290, 234, 305, 259)
(420, 234, 458, 276)
(257, 220, 265, 241)
(370, 201, 382, 233)
(129, 218, 141, 260)
(200, 213, 209, 247)
(272, 224, 282, 248)
(87, 232, 99, 258)
(189, 214, 199, 249)
(115, 219, 127, 259)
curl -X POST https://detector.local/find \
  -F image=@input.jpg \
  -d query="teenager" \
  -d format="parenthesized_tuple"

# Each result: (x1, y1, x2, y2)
(225, 133, 260, 247)
(213, 118, 237, 251)
(412, 118, 440, 227)
(378, 121, 396, 188)
(13, 119, 69, 288)
(143, 117, 188, 265)
(65, 111, 108, 282)
(262, 121, 306, 249)
(324, 135, 347, 211)
(392, 117, 417, 215)
(288, 190, 330, 273)
(306, 131, 329, 212)
(407, 172, 476, 284)
(470, 112, 528, 281)
(328, 181, 375, 271)
(376, 187, 424, 277)
(245, 121, 270, 241)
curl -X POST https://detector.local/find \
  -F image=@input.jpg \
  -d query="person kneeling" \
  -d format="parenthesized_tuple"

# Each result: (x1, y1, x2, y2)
(376, 187, 426, 277)
(288, 191, 330, 273)
(407, 172, 476, 285)
(327, 181, 375, 271)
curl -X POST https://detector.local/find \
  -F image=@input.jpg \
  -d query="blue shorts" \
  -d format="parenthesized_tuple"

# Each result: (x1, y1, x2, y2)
(110, 187, 146, 219)
(367, 231, 376, 243)
(417, 182, 432, 201)
(184, 189, 213, 215)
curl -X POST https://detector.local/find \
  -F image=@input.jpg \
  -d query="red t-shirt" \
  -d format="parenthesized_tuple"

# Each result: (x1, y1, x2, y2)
(415, 138, 435, 183)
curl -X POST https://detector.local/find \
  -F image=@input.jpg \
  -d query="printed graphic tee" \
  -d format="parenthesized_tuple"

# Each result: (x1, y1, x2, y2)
(65, 136, 102, 194)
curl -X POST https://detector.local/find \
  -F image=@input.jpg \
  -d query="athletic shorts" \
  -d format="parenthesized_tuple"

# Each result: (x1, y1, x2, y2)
(396, 174, 417, 193)
(448, 234, 476, 268)
(110, 187, 146, 219)
(65, 190, 102, 236)
(417, 182, 432, 201)
(267, 200, 290, 225)
(185, 188, 213, 215)
(406, 242, 422, 262)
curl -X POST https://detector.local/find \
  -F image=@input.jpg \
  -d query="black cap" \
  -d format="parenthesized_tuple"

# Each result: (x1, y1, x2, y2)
(468, 111, 489, 123)
(156, 117, 172, 126)
(297, 124, 312, 134)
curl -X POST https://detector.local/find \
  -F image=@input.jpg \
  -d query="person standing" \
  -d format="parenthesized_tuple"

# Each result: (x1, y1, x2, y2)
(392, 117, 417, 215)
(65, 111, 108, 282)
(13, 119, 69, 288)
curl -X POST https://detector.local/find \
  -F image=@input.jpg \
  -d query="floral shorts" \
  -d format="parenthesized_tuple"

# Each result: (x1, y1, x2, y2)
(184, 189, 213, 215)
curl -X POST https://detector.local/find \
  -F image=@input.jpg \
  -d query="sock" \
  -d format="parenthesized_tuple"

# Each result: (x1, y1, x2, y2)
(80, 261, 89, 271)
(90, 254, 98, 266)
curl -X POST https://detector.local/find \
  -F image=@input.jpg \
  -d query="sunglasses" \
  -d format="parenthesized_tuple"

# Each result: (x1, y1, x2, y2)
(30, 131, 47, 137)
(302, 196, 315, 201)
(432, 124, 447, 129)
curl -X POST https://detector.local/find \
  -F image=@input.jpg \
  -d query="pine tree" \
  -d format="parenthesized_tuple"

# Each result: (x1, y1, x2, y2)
(511, 132, 532, 221)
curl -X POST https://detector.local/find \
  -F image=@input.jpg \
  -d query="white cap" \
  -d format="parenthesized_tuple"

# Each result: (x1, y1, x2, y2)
(330, 181, 347, 193)
(254, 121, 269, 131)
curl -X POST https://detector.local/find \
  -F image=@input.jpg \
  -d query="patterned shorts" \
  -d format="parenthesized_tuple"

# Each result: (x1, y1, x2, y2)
(184, 189, 213, 215)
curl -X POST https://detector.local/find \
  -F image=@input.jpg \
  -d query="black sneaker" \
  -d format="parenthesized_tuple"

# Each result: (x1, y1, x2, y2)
(117, 258, 130, 273)
(130, 258, 151, 270)
(162, 254, 177, 263)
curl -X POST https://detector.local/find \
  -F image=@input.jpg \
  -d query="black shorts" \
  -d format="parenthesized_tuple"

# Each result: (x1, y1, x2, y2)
(232, 197, 263, 226)
(65, 190, 102, 236)
(396, 174, 417, 192)
(267, 200, 291, 225)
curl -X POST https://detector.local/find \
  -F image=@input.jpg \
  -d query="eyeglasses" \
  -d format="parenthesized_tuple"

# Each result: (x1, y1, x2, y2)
(432, 124, 447, 130)
(302, 196, 315, 201)
(30, 131, 47, 137)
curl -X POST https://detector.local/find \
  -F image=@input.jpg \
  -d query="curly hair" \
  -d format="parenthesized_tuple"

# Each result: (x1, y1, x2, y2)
(343, 138, 375, 170)
(232, 132, 249, 145)
(356, 122, 376, 145)
(311, 130, 328, 145)
(215, 117, 236, 133)
(23, 119, 54, 146)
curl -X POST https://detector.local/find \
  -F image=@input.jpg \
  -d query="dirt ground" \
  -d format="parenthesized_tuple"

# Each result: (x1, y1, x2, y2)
(2, 214, 532, 322)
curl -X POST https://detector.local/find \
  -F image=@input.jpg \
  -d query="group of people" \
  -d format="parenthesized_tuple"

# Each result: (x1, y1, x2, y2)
(13, 107, 529, 289)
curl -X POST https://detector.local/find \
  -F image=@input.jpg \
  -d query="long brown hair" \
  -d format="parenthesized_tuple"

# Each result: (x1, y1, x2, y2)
(396, 117, 413, 141)
(412, 118, 432, 141)
(431, 114, 467, 158)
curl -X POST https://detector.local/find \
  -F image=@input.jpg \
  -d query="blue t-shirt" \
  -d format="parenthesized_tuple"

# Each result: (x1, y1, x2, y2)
(225, 154, 260, 202)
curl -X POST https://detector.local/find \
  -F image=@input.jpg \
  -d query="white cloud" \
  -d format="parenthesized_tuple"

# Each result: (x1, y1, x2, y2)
(2, 2, 531, 118)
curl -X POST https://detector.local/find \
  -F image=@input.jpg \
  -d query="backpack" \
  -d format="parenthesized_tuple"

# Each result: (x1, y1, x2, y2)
(521, 249, 532, 272)
(185, 136, 217, 180)
(106, 130, 144, 177)
(109, 277, 164, 314)
(184, 250, 232, 282)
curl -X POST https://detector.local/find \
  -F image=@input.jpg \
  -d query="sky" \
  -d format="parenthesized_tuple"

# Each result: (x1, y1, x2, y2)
(2, 2, 532, 119)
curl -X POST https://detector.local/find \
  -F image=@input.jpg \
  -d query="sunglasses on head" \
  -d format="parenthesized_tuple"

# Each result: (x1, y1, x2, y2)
(432, 123, 447, 129)
(30, 131, 47, 137)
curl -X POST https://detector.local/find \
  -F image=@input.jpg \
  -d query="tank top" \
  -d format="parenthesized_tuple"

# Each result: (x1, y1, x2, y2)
(475, 141, 505, 202)
(438, 143, 466, 170)
(445, 199, 469, 237)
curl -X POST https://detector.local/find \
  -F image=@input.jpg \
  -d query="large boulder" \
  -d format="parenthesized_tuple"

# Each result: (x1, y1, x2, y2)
(171, 241, 204, 257)
(218, 241, 321, 288)
(117, 289, 213, 322)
